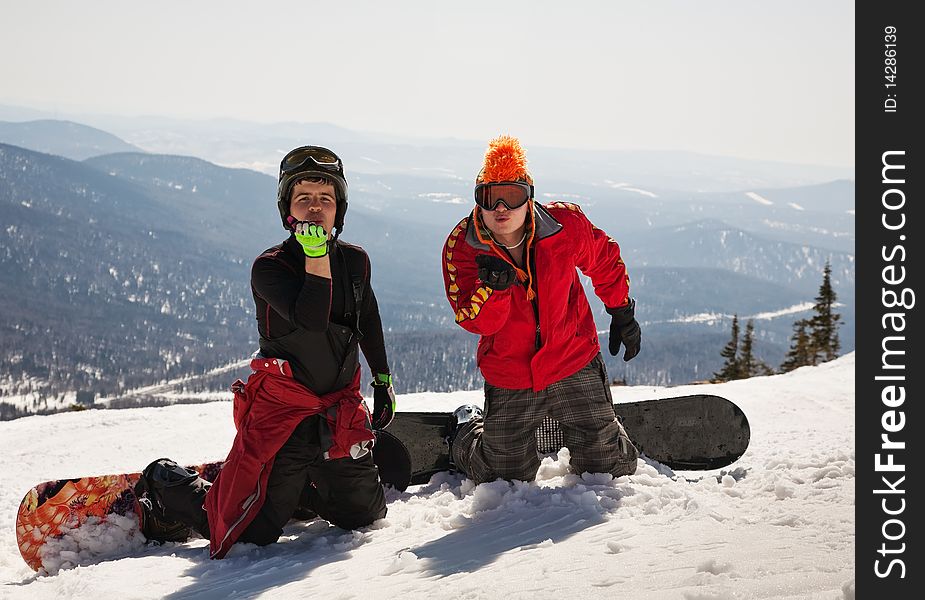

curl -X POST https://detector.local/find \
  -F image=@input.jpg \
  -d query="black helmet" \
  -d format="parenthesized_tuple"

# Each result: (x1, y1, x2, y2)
(277, 145, 349, 234)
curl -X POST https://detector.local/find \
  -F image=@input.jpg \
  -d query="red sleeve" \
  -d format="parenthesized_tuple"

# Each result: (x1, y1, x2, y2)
(571, 208, 631, 309)
(442, 218, 512, 336)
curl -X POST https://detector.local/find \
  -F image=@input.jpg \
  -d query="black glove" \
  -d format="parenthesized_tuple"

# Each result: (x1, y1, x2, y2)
(370, 373, 396, 429)
(606, 299, 641, 361)
(475, 254, 517, 291)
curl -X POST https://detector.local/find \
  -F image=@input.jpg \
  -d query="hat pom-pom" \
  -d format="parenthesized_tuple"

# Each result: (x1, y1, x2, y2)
(480, 135, 529, 183)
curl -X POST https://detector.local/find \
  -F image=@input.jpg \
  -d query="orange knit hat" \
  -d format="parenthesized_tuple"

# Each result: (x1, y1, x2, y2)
(475, 135, 534, 185)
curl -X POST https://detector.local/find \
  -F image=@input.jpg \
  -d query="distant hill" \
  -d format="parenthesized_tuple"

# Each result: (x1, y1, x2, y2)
(0, 142, 855, 417)
(83, 152, 282, 257)
(0, 104, 855, 191)
(285, 171, 857, 254)
(0, 120, 142, 160)
(0, 143, 255, 413)
(707, 179, 855, 213)
(620, 219, 854, 296)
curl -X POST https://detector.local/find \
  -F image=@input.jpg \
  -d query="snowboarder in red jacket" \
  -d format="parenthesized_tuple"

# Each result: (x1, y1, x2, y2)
(442, 136, 641, 484)
(137, 146, 396, 557)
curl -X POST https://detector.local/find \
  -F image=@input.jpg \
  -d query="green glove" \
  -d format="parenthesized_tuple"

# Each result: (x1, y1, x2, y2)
(370, 372, 396, 429)
(294, 222, 329, 258)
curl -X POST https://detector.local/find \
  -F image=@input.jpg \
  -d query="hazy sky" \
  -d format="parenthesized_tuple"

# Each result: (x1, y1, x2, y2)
(0, 1, 854, 167)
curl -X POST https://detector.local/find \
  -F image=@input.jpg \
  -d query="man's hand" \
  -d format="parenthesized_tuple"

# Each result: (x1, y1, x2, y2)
(294, 222, 329, 258)
(370, 373, 396, 429)
(475, 254, 517, 291)
(607, 299, 641, 361)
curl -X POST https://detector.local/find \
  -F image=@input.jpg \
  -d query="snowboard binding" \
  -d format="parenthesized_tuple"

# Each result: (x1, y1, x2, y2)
(444, 404, 484, 449)
(135, 458, 207, 543)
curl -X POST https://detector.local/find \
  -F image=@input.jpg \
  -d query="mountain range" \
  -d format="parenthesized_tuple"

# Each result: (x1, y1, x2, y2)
(0, 118, 855, 417)
(0, 119, 142, 160)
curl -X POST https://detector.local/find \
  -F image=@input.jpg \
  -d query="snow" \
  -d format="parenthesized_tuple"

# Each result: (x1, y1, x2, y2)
(540, 193, 588, 201)
(94, 359, 250, 408)
(418, 192, 467, 205)
(759, 219, 854, 240)
(745, 192, 773, 206)
(640, 301, 816, 327)
(604, 181, 659, 198)
(621, 187, 658, 198)
(0, 354, 855, 599)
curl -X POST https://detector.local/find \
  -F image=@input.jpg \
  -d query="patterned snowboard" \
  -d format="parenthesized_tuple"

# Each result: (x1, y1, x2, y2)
(16, 430, 411, 572)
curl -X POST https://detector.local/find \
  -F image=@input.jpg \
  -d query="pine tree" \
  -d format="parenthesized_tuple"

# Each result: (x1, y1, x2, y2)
(713, 315, 742, 382)
(809, 260, 842, 363)
(739, 319, 773, 377)
(780, 319, 813, 373)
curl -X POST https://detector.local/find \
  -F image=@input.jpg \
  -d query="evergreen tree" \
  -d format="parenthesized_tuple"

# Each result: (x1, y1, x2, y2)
(713, 315, 741, 382)
(739, 319, 773, 377)
(809, 260, 842, 362)
(780, 319, 813, 373)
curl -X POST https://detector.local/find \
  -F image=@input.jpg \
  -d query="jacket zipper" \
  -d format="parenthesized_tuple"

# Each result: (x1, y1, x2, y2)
(500, 240, 542, 349)
(526, 246, 541, 349)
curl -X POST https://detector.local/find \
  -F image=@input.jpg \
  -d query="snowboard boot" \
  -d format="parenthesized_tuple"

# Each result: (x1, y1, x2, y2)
(292, 482, 319, 521)
(135, 458, 210, 543)
(137, 496, 192, 544)
(445, 404, 484, 467)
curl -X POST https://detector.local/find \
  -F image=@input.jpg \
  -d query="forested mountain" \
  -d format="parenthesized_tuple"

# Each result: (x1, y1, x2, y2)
(0, 139, 854, 418)
(0, 120, 142, 160)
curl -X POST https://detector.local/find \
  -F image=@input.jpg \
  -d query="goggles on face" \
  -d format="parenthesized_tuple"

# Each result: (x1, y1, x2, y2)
(474, 182, 534, 211)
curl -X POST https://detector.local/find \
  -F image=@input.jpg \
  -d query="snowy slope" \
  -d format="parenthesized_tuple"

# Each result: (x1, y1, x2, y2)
(0, 355, 855, 599)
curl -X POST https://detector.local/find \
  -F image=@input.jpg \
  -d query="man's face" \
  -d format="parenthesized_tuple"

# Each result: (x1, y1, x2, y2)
(480, 201, 529, 238)
(289, 179, 337, 235)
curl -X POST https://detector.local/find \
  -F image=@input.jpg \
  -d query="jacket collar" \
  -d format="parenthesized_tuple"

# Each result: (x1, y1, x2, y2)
(464, 202, 560, 302)
(464, 202, 562, 251)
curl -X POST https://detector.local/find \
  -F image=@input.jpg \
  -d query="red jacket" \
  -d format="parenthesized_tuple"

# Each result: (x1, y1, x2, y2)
(204, 357, 374, 559)
(442, 202, 631, 391)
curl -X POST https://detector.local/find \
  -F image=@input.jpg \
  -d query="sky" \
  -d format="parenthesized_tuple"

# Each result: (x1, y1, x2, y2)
(1, 1, 854, 168)
(1, 353, 855, 598)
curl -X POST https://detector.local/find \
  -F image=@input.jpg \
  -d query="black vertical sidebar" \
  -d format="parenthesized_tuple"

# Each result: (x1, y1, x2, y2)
(856, 1, 920, 597)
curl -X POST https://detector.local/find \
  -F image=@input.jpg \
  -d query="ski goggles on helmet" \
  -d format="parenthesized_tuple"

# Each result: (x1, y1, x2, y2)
(281, 146, 342, 173)
(474, 182, 534, 211)
(278, 147, 345, 200)
(277, 145, 349, 231)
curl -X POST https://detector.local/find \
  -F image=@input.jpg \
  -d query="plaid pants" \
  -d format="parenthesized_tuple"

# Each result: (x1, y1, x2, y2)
(452, 354, 638, 483)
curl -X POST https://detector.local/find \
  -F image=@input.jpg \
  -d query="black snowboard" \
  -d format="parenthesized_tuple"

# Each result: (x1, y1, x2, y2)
(384, 394, 750, 484)
(371, 429, 413, 491)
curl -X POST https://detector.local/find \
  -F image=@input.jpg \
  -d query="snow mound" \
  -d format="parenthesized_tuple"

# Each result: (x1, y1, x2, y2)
(39, 513, 147, 575)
